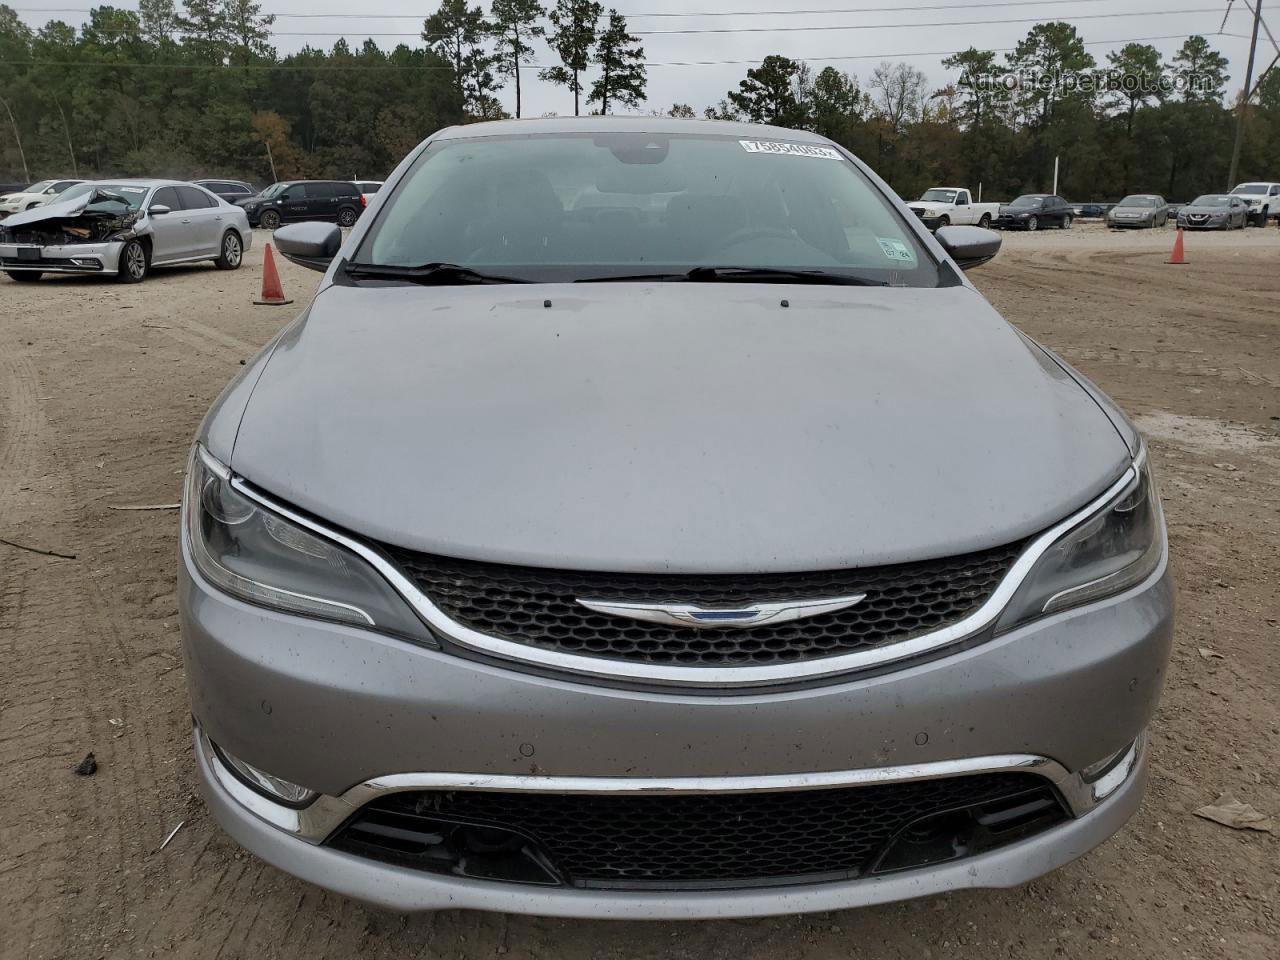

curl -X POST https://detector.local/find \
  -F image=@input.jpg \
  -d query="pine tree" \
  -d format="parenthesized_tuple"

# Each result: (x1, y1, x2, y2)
(588, 9, 644, 114)
(727, 55, 810, 128)
(423, 0, 502, 118)
(490, 0, 544, 119)
(540, 0, 601, 116)
(1172, 35, 1229, 104)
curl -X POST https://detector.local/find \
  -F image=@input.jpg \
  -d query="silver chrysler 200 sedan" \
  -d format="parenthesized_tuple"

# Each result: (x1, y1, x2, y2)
(180, 118, 1173, 919)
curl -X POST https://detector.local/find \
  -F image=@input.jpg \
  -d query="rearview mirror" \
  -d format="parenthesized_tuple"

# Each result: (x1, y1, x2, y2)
(935, 225, 1002, 270)
(148, 203, 171, 216)
(275, 221, 342, 272)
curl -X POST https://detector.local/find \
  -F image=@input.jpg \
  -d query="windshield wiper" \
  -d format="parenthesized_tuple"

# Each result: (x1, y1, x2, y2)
(345, 262, 531, 285)
(687, 266, 889, 286)
(579, 266, 888, 286)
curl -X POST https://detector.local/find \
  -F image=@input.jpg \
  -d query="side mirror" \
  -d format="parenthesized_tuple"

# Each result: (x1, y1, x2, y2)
(935, 225, 1002, 270)
(275, 221, 342, 272)
(148, 203, 171, 216)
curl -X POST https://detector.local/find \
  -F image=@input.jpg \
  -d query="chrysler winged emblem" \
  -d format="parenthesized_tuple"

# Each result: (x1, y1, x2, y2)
(574, 594, 867, 629)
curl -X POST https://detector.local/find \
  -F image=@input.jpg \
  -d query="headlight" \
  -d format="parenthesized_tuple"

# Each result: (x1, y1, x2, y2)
(995, 450, 1164, 634)
(184, 445, 433, 643)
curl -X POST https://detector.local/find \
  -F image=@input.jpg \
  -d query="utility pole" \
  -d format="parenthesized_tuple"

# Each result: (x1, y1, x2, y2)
(1052, 155, 1059, 196)
(1228, 0, 1264, 189)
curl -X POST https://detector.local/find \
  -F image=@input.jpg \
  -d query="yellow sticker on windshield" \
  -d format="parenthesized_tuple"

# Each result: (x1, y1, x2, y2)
(877, 238, 915, 264)
(739, 140, 841, 160)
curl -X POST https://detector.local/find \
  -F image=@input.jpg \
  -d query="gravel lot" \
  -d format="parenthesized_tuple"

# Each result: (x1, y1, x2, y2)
(1, 223, 1277, 959)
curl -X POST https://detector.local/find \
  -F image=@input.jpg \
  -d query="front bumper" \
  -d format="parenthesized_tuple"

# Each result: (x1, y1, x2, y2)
(196, 723, 1148, 918)
(180, 522, 1172, 914)
(0, 240, 122, 273)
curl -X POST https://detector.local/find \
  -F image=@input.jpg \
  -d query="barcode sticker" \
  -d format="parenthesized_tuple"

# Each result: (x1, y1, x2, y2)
(739, 140, 842, 160)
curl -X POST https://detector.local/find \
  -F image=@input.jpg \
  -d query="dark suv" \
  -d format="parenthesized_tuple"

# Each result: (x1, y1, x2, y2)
(195, 179, 257, 204)
(237, 180, 363, 229)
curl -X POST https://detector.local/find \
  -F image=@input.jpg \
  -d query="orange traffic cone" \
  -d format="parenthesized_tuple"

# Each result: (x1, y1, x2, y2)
(254, 243, 294, 305)
(1166, 228, 1187, 265)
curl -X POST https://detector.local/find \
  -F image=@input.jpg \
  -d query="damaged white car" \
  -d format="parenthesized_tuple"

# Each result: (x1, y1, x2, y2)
(0, 179, 252, 283)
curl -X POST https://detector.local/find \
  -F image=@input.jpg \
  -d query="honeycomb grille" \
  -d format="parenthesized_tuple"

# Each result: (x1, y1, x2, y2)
(331, 773, 1061, 888)
(385, 541, 1025, 666)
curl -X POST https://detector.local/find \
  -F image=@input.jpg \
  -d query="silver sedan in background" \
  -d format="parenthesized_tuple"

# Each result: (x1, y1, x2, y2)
(1106, 195, 1169, 229)
(0, 179, 251, 282)
(1176, 194, 1249, 230)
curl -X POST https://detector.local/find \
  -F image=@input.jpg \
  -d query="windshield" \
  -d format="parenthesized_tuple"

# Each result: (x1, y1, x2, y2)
(1192, 195, 1232, 207)
(355, 133, 937, 286)
(259, 183, 288, 199)
(920, 189, 957, 203)
(1118, 196, 1159, 208)
(1008, 196, 1044, 207)
(56, 182, 150, 210)
(1231, 185, 1266, 195)
(25, 180, 55, 193)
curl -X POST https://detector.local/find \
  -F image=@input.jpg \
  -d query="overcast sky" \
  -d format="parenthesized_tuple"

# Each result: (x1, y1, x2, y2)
(13, 1, 1274, 118)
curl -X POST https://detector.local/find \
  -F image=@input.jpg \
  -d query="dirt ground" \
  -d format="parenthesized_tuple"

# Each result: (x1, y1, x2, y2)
(1, 223, 1277, 960)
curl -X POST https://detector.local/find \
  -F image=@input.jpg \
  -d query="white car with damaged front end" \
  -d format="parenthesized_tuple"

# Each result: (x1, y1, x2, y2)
(0, 179, 252, 283)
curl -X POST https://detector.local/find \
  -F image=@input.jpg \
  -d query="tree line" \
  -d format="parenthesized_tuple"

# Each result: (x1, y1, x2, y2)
(0, 3, 1276, 204)
(696, 26, 1280, 203)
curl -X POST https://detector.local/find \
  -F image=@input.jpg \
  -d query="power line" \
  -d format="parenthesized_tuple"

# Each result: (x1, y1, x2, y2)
(0, 31, 1214, 71)
(8, 1, 1113, 18)
(18, 7, 1228, 38)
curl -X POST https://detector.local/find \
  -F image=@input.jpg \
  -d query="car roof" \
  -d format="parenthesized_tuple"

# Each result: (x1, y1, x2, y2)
(432, 115, 832, 144)
(80, 178, 188, 188)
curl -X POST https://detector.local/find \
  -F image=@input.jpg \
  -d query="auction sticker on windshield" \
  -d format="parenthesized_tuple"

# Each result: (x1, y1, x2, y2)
(739, 140, 841, 160)
(877, 238, 916, 264)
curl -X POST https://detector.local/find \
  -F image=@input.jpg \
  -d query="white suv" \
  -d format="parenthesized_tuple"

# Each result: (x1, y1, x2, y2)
(1229, 182, 1280, 226)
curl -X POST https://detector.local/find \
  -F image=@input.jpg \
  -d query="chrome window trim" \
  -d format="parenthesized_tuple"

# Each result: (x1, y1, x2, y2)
(226, 458, 1139, 689)
(197, 725, 1139, 844)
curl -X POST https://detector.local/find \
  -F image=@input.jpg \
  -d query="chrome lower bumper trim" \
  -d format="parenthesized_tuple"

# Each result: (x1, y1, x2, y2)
(196, 725, 1144, 845)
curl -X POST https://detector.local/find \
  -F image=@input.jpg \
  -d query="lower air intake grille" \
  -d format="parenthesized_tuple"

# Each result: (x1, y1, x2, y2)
(384, 541, 1025, 667)
(329, 773, 1066, 889)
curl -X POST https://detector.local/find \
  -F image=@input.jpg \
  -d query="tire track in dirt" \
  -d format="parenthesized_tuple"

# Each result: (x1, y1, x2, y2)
(0, 351, 96, 960)
(0, 353, 44, 509)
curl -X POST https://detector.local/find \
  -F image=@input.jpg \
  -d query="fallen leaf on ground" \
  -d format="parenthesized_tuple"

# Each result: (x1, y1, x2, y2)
(1194, 793, 1274, 833)
(1197, 647, 1225, 660)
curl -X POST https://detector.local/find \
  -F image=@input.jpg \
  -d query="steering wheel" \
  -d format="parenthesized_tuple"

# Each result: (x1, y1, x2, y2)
(710, 226, 796, 252)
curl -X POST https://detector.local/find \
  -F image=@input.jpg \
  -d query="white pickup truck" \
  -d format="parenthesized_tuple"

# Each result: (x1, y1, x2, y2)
(906, 187, 1001, 230)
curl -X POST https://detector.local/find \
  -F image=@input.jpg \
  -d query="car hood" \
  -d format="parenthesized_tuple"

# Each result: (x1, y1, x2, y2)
(0, 190, 113, 226)
(1111, 206, 1154, 215)
(1180, 205, 1229, 216)
(998, 205, 1035, 216)
(229, 282, 1131, 573)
